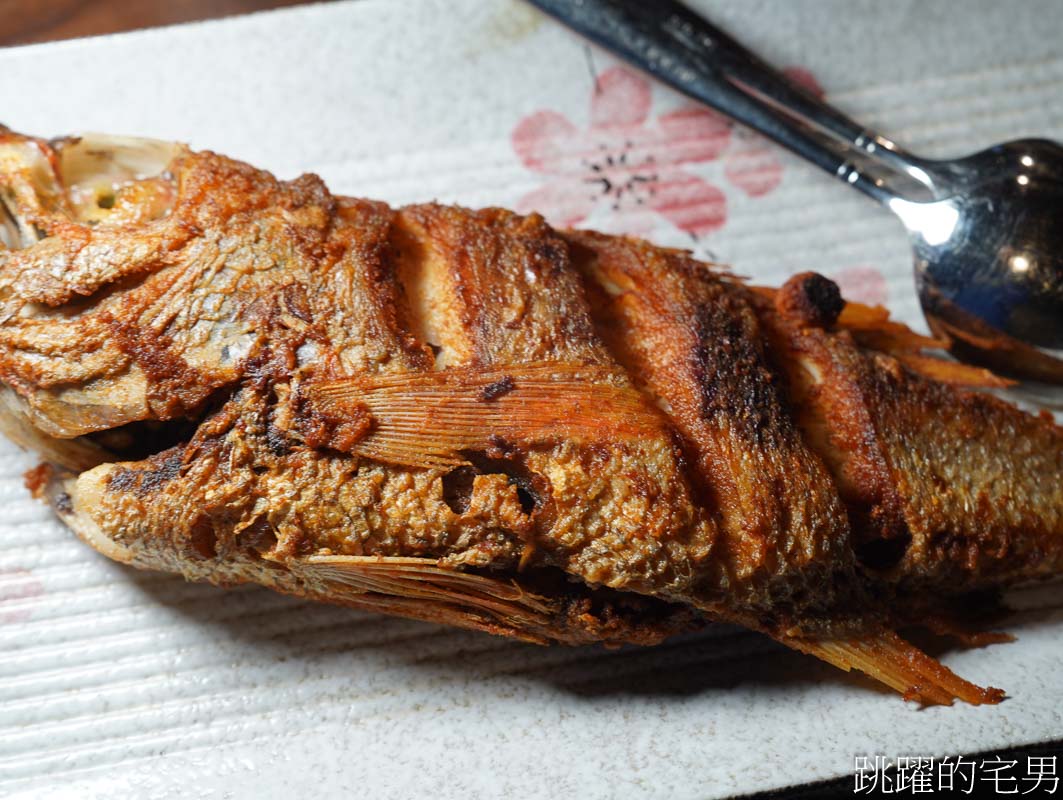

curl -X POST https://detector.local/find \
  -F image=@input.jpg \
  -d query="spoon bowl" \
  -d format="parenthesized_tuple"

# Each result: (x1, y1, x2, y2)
(528, 0, 1063, 384)
(901, 140, 1063, 380)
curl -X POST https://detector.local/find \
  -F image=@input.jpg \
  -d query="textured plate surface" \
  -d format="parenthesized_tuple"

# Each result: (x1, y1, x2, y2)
(0, 1, 1061, 797)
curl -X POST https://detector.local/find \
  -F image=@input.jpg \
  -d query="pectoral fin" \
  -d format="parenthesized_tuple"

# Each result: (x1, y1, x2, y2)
(306, 362, 667, 469)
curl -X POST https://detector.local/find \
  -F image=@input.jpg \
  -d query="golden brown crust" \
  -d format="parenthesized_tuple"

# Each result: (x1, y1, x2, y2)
(396, 205, 606, 368)
(2, 138, 717, 646)
(1, 130, 1060, 702)
(565, 231, 859, 624)
(752, 276, 1063, 593)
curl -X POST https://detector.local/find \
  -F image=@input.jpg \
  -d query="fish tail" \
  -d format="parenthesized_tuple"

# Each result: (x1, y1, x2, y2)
(782, 629, 1005, 706)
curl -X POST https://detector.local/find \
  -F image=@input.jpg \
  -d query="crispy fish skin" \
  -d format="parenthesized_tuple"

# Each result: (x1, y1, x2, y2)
(752, 275, 1063, 593)
(566, 232, 861, 624)
(2, 128, 718, 644)
(1, 128, 1060, 704)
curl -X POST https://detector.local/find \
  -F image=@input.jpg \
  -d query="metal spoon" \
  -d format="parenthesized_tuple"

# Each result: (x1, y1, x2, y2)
(527, 0, 1063, 384)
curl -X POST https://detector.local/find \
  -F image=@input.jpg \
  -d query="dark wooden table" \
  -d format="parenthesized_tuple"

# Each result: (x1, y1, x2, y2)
(0, 0, 323, 46)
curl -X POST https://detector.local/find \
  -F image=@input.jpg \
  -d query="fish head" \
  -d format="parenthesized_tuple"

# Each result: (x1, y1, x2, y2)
(0, 131, 191, 440)
(0, 129, 185, 248)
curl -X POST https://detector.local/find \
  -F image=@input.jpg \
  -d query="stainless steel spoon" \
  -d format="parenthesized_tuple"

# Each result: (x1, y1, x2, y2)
(527, 0, 1063, 384)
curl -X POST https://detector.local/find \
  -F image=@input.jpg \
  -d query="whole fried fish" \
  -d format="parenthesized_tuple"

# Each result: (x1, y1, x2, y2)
(1, 128, 1060, 705)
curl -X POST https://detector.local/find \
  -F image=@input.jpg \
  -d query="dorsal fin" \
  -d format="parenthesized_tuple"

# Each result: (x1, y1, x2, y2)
(306, 362, 669, 469)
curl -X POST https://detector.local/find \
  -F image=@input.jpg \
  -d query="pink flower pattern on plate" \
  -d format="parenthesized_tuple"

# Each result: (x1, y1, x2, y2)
(0, 567, 44, 625)
(511, 65, 822, 237)
(833, 265, 889, 306)
(725, 67, 823, 200)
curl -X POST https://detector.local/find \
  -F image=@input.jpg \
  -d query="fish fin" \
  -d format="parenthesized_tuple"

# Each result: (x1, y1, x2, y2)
(755, 284, 1013, 387)
(890, 352, 1017, 388)
(783, 629, 1005, 706)
(835, 300, 947, 350)
(921, 616, 1016, 648)
(751, 283, 944, 353)
(288, 555, 559, 643)
(307, 362, 667, 469)
(833, 300, 1018, 386)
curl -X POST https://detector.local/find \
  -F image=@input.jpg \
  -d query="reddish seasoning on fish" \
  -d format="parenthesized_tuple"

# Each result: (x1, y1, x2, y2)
(0, 127, 1060, 705)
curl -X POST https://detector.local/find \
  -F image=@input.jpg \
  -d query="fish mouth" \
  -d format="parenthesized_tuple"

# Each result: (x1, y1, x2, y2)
(45, 466, 137, 565)
(0, 130, 183, 246)
(0, 386, 113, 473)
(52, 133, 183, 225)
(0, 386, 177, 565)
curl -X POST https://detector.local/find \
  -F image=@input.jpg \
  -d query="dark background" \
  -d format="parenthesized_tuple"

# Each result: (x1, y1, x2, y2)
(0, 0, 318, 46)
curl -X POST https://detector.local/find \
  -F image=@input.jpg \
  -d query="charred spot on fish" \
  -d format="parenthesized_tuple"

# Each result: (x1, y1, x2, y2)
(463, 449, 550, 518)
(479, 375, 515, 402)
(54, 491, 73, 514)
(189, 517, 218, 560)
(777, 272, 844, 329)
(265, 423, 291, 457)
(856, 532, 911, 571)
(139, 450, 183, 492)
(484, 434, 520, 461)
(106, 467, 138, 494)
(515, 486, 537, 514)
(692, 298, 779, 436)
(106, 447, 184, 496)
(527, 234, 569, 278)
(442, 466, 477, 514)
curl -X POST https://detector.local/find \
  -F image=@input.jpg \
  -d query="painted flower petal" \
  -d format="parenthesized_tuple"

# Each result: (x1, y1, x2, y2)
(590, 67, 652, 130)
(656, 106, 732, 165)
(515, 180, 597, 228)
(0, 567, 44, 624)
(512, 110, 580, 174)
(648, 171, 727, 236)
(596, 211, 659, 237)
(832, 266, 889, 306)
(724, 131, 784, 197)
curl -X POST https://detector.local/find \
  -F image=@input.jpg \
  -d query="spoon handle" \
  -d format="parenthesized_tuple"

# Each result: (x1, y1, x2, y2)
(527, 0, 922, 205)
